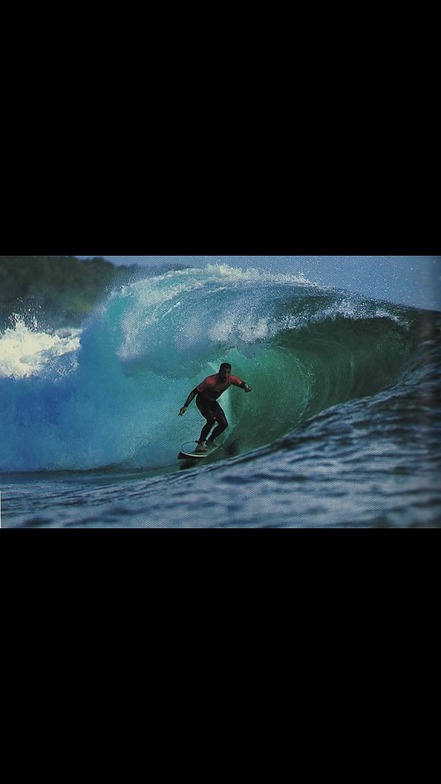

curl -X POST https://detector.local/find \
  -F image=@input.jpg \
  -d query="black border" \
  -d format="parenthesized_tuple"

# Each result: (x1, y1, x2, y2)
(2, 165, 438, 257)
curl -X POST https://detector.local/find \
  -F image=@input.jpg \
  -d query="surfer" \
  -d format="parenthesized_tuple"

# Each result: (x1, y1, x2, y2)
(179, 363, 252, 452)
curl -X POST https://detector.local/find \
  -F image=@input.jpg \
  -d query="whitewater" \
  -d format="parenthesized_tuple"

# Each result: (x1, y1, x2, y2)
(1, 263, 440, 527)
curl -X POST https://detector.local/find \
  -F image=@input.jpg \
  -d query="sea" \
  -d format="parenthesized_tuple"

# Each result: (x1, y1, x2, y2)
(1, 259, 440, 528)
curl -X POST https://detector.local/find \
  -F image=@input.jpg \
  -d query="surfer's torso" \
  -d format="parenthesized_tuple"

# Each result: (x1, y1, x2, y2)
(197, 373, 243, 401)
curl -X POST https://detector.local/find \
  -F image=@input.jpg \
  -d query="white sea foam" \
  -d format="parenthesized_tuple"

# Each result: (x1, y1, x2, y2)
(208, 313, 276, 343)
(0, 317, 81, 378)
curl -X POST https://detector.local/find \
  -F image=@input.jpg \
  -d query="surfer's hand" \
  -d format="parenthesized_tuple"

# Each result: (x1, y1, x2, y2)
(179, 407, 187, 416)
(244, 384, 252, 393)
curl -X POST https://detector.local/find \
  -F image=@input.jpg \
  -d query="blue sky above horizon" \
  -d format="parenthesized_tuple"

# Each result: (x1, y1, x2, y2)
(76, 255, 441, 312)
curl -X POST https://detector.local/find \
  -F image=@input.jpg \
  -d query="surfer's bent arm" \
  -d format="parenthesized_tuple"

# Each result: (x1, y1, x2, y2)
(229, 375, 252, 393)
(179, 388, 198, 416)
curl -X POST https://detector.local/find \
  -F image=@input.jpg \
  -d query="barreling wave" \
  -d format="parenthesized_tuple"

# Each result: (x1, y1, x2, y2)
(0, 263, 430, 473)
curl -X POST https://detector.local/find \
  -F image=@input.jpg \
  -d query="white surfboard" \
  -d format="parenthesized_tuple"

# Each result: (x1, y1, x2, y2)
(178, 442, 219, 460)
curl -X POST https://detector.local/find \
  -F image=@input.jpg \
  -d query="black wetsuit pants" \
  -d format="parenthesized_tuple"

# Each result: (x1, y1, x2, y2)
(196, 395, 228, 443)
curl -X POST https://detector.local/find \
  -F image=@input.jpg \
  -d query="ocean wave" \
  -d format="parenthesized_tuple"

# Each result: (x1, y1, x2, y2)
(0, 264, 428, 473)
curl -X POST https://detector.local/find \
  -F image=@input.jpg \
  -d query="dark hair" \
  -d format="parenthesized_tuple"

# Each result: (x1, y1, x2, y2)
(220, 363, 232, 371)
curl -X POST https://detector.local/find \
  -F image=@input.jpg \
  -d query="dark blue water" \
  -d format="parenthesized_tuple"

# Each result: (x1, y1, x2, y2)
(2, 262, 440, 527)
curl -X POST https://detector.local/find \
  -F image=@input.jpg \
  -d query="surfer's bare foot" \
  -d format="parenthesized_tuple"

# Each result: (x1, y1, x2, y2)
(196, 442, 207, 453)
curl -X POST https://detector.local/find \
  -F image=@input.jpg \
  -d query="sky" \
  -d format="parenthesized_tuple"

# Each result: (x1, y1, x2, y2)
(77, 256, 441, 312)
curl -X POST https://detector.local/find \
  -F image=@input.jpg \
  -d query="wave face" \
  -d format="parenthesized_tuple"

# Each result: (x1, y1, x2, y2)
(0, 264, 430, 473)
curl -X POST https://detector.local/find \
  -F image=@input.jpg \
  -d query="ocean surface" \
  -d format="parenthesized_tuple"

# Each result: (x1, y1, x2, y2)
(1, 261, 440, 528)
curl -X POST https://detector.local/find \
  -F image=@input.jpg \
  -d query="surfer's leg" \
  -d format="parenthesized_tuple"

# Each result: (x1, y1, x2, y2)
(207, 404, 228, 444)
(196, 396, 216, 443)
(200, 420, 215, 442)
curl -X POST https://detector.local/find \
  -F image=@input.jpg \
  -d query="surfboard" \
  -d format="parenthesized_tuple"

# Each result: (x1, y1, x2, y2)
(178, 442, 218, 460)
(178, 449, 210, 460)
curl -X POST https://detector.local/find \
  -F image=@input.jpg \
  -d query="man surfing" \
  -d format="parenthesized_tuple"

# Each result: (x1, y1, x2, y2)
(179, 363, 252, 453)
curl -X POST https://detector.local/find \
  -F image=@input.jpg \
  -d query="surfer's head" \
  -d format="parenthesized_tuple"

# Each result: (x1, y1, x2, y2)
(219, 363, 231, 381)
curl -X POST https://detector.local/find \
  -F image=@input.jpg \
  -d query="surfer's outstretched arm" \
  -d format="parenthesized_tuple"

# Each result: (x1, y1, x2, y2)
(179, 388, 198, 416)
